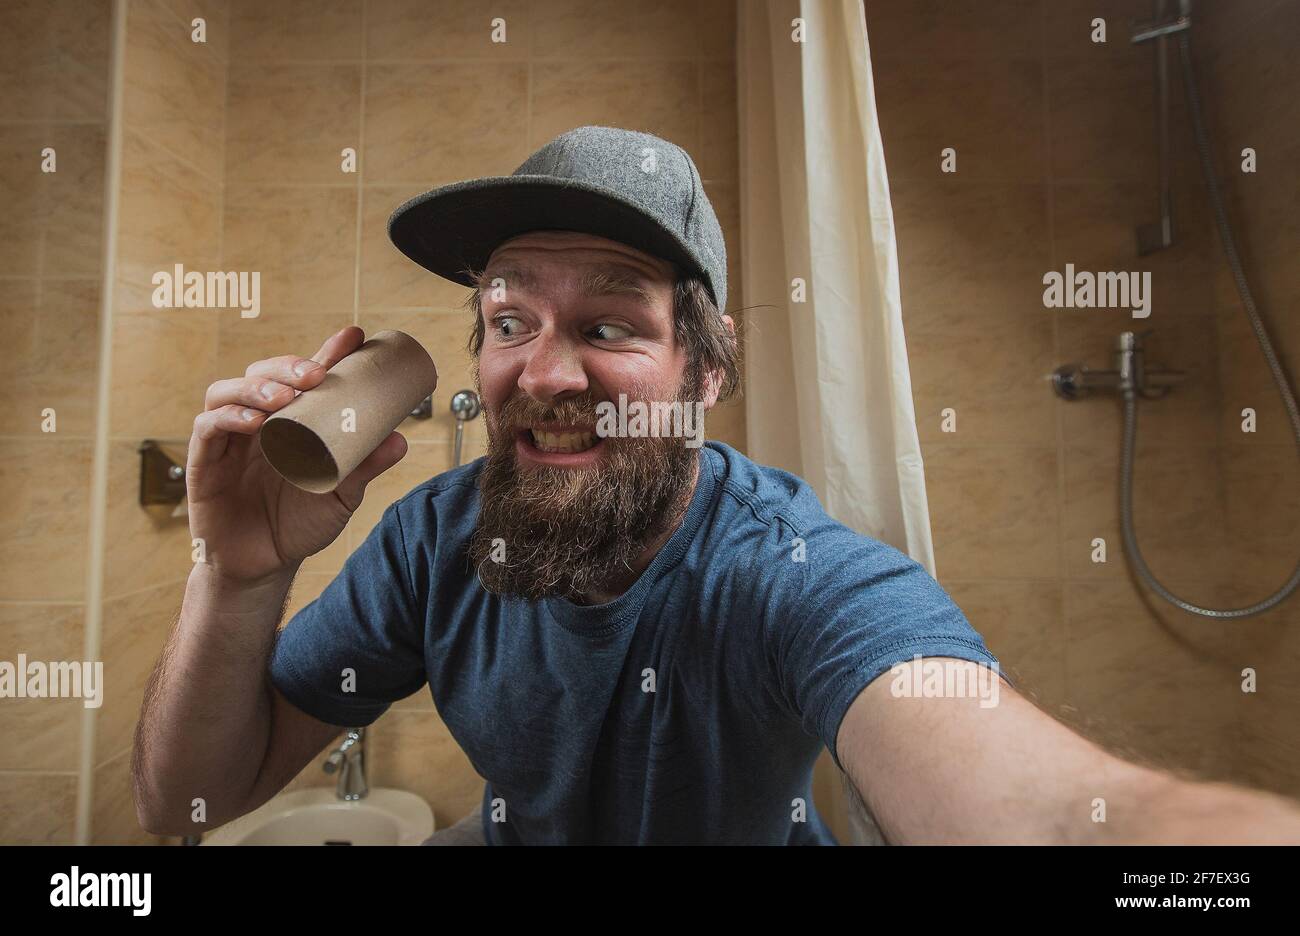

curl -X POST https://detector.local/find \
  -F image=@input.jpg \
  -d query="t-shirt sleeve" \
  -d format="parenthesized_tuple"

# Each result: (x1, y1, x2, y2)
(763, 524, 1005, 771)
(268, 501, 427, 728)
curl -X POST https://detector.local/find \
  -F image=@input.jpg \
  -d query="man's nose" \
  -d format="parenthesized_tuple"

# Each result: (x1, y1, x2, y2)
(517, 329, 589, 404)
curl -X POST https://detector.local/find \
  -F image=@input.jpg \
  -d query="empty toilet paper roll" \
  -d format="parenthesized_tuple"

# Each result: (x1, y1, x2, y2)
(258, 329, 438, 494)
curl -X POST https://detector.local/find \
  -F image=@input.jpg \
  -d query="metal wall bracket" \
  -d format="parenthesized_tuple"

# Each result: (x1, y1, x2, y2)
(139, 439, 186, 508)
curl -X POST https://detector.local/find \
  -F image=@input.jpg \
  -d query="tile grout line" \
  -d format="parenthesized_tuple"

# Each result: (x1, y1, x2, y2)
(526, 20, 533, 148)
(214, 0, 229, 384)
(347, 0, 370, 558)
(353, 0, 369, 334)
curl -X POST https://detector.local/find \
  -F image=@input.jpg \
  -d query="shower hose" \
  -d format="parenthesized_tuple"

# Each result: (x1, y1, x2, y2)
(1119, 33, 1300, 618)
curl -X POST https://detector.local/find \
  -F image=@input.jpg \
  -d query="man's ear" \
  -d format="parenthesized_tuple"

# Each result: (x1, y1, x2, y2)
(702, 370, 721, 410)
(701, 314, 736, 410)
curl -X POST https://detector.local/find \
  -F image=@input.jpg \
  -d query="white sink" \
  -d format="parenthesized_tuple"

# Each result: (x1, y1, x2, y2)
(202, 788, 435, 846)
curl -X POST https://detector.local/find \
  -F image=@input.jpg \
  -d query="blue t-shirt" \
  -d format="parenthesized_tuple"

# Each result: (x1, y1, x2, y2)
(269, 441, 999, 845)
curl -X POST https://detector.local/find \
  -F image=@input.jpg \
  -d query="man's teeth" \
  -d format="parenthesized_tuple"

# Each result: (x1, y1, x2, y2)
(530, 429, 597, 453)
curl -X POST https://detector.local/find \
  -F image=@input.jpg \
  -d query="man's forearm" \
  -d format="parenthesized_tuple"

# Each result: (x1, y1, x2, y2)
(132, 561, 298, 833)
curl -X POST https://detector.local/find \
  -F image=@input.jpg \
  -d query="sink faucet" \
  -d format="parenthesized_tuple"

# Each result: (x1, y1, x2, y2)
(322, 727, 368, 801)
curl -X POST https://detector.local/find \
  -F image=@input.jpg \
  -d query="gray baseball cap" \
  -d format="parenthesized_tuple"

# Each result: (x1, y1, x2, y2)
(387, 125, 728, 313)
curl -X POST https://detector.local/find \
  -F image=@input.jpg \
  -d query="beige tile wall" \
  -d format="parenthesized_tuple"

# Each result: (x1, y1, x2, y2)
(214, 0, 744, 831)
(0, 0, 111, 845)
(868, 0, 1299, 798)
(90, 0, 229, 844)
(1197, 0, 1300, 798)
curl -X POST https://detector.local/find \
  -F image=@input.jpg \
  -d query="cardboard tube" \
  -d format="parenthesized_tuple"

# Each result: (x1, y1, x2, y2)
(258, 330, 438, 493)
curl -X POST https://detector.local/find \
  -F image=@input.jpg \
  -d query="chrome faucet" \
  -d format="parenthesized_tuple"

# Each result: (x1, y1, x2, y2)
(322, 727, 368, 801)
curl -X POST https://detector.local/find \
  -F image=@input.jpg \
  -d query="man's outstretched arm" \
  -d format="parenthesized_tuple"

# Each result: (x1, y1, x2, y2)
(836, 656, 1300, 844)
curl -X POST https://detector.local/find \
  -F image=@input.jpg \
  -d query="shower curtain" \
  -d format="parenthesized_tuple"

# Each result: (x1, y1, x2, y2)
(736, 0, 930, 844)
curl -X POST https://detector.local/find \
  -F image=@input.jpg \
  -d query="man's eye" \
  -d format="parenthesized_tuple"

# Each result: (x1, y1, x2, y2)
(491, 315, 523, 337)
(591, 323, 632, 340)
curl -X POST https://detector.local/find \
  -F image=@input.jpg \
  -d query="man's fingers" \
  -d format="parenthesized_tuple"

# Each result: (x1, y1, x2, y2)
(243, 354, 328, 388)
(205, 376, 298, 413)
(333, 431, 408, 512)
(241, 327, 364, 389)
(195, 328, 365, 472)
(310, 325, 366, 371)
(187, 404, 270, 468)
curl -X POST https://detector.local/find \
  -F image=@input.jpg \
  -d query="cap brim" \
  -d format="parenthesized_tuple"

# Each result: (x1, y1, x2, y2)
(387, 175, 706, 298)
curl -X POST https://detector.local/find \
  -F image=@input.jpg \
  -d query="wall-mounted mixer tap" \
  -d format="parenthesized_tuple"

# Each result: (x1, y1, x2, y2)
(1052, 331, 1185, 401)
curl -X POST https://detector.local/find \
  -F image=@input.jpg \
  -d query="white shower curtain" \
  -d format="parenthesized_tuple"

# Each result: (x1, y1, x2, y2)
(736, 0, 929, 845)
(737, 0, 934, 573)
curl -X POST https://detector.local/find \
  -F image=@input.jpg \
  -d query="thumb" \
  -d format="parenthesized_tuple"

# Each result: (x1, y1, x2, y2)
(334, 431, 408, 511)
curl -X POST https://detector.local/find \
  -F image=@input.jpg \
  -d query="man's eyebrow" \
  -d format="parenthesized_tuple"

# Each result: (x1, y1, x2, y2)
(476, 265, 540, 294)
(576, 266, 656, 307)
(476, 264, 657, 307)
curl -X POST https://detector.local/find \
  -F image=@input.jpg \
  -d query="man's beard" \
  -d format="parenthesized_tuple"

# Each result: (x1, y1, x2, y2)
(467, 371, 704, 604)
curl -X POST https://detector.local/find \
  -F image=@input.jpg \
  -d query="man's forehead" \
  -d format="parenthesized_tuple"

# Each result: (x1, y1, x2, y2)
(484, 232, 672, 280)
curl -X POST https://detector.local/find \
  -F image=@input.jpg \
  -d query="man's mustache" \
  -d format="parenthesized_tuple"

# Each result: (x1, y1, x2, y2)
(493, 396, 599, 432)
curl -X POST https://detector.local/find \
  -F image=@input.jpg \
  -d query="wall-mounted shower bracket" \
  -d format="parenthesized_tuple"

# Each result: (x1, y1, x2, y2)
(1131, 0, 1191, 44)
(1130, 13, 1190, 44)
(1133, 0, 1192, 255)
(1052, 331, 1185, 400)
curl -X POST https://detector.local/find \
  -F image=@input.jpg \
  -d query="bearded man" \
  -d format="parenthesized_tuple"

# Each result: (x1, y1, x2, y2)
(135, 127, 1300, 847)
